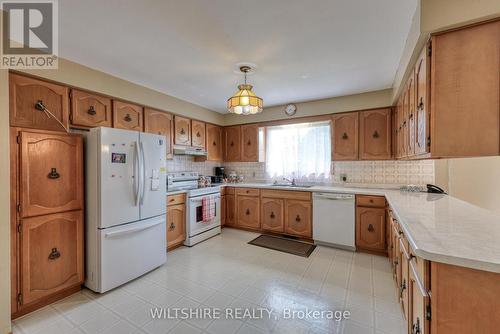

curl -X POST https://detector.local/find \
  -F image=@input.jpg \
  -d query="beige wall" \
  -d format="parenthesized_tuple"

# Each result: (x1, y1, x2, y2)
(19, 58, 224, 125)
(0, 68, 11, 334)
(223, 89, 393, 126)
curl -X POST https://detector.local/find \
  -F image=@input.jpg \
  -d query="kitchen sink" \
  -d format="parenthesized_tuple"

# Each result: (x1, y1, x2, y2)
(270, 183, 313, 188)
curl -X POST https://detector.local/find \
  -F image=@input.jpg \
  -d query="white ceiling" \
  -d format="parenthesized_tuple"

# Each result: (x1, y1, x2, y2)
(59, 0, 417, 113)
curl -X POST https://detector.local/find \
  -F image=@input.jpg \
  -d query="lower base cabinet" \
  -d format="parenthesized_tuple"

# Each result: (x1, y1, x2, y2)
(236, 195, 261, 230)
(284, 200, 311, 238)
(355, 195, 386, 253)
(261, 198, 285, 233)
(20, 210, 84, 307)
(166, 194, 186, 250)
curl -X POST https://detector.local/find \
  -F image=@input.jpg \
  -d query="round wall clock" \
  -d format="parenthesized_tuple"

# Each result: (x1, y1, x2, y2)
(284, 104, 297, 116)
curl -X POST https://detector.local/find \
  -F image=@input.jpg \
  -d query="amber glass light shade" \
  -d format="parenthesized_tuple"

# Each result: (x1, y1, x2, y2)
(227, 84, 263, 115)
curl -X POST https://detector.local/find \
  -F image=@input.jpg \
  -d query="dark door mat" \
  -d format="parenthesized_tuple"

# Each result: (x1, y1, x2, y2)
(248, 235, 316, 257)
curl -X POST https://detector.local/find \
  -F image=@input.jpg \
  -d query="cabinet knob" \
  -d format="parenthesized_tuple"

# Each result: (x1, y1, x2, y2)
(295, 215, 301, 222)
(399, 279, 407, 299)
(196, 132, 201, 138)
(34, 100, 47, 111)
(245, 209, 250, 215)
(342, 132, 348, 140)
(124, 114, 132, 122)
(367, 224, 374, 232)
(230, 141, 234, 147)
(247, 140, 251, 146)
(213, 141, 217, 146)
(48, 247, 61, 260)
(372, 130, 380, 139)
(409, 113, 414, 119)
(180, 128, 185, 135)
(48, 168, 60, 179)
(418, 97, 424, 110)
(169, 222, 176, 230)
(87, 106, 96, 115)
(270, 212, 275, 219)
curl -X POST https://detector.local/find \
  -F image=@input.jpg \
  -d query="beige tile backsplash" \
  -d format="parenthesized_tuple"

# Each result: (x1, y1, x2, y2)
(165, 156, 435, 186)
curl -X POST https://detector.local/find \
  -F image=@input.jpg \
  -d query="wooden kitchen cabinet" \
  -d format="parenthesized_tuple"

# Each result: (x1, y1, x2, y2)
(409, 259, 429, 334)
(113, 100, 143, 131)
(241, 124, 259, 162)
(355, 206, 386, 253)
(285, 200, 311, 238)
(221, 195, 226, 226)
(144, 108, 173, 159)
(191, 120, 206, 148)
(359, 108, 392, 160)
(414, 47, 430, 157)
(225, 194, 236, 226)
(9, 73, 69, 132)
(70, 89, 112, 129)
(167, 203, 185, 250)
(261, 198, 284, 233)
(20, 210, 84, 306)
(224, 126, 241, 161)
(429, 20, 500, 158)
(331, 112, 359, 160)
(406, 73, 416, 156)
(206, 124, 223, 161)
(19, 131, 83, 218)
(399, 238, 410, 320)
(236, 195, 260, 230)
(174, 116, 191, 145)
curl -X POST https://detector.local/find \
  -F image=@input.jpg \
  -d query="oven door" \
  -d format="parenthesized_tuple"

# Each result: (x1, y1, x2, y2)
(187, 194, 221, 237)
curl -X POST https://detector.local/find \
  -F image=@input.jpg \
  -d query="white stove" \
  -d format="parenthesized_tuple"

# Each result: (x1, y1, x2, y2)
(167, 172, 221, 246)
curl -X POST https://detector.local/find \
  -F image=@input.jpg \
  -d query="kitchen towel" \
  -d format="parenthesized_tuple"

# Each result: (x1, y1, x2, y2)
(202, 195, 216, 222)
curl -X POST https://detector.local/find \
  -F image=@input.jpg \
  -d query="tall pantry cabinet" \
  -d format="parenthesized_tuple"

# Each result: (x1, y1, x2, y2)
(9, 73, 85, 318)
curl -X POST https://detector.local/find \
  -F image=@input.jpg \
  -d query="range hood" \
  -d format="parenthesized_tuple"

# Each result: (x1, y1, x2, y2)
(173, 145, 207, 156)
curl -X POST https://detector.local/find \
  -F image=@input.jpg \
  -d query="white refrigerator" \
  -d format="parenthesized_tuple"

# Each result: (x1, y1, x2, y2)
(85, 127, 167, 293)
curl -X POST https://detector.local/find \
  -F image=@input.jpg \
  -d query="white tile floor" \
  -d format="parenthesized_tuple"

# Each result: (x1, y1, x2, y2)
(12, 229, 407, 334)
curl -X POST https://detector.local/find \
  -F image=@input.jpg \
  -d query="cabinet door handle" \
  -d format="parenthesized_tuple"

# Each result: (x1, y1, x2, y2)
(372, 130, 380, 138)
(342, 132, 348, 140)
(48, 168, 60, 179)
(124, 114, 132, 122)
(270, 212, 275, 219)
(230, 141, 234, 147)
(169, 222, 175, 230)
(48, 248, 61, 260)
(417, 97, 424, 110)
(245, 209, 250, 215)
(368, 224, 374, 232)
(180, 128, 185, 135)
(409, 113, 414, 119)
(87, 106, 96, 115)
(196, 132, 201, 138)
(412, 318, 421, 334)
(34, 100, 47, 111)
(247, 140, 251, 146)
(400, 279, 407, 299)
(213, 141, 217, 146)
(295, 215, 301, 222)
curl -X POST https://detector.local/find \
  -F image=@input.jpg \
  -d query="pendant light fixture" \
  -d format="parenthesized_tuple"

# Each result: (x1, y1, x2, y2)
(227, 65, 263, 115)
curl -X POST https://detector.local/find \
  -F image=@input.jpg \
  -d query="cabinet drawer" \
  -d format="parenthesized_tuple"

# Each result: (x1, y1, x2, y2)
(261, 189, 311, 201)
(356, 195, 386, 208)
(167, 193, 186, 206)
(236, 188, 260, 197)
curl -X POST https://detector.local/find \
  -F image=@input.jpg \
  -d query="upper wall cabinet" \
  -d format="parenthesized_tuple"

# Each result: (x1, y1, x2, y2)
(429, 20, 500, 158)
(206, 124, 223, 161)
(113, 101, 143, 131)
(360, 108, 392, 160)
(241, 124, 259, 162)
(9, 74, 69, 132)
(144, 108, 173, 159)
(332, 112, 359, 160)
(174, 116, 191, 146)
(414, 46, 430, 157)
(70, 89, 112, 129)
(225, 126, 241, 161)
(191, 120, 206, 148)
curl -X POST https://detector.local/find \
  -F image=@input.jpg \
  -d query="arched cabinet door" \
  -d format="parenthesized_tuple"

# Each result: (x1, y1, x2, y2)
(113, 101, 143, 131)
(285, 200, 311, 238)
(174, 116, 191, 145)
(359, 108, 392, 160)
(70, 89, 112, 128)
(144, 108, 173, 159)
(191, 120, 206, 148)
(19, 131, 83, 218)
(332, 112, 359, 160)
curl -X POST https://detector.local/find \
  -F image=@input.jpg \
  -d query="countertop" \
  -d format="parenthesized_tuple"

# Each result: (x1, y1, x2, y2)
(168, 183, 500, 273)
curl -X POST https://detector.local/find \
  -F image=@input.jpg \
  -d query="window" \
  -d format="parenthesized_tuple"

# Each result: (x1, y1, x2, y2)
(265, 121, 331, 181)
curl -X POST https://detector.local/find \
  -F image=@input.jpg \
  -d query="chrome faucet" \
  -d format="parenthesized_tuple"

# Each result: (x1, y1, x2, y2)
(282, 177, 296, 186)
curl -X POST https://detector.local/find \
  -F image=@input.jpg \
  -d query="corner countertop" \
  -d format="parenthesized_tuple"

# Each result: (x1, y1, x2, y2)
(216, 182, 500, 274)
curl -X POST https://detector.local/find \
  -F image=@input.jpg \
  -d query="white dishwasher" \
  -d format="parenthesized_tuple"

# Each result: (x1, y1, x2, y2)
(313, 192, 355, 250)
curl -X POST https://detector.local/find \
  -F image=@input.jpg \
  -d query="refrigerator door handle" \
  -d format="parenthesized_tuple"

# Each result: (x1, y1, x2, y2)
(104, 219, 164, 238)
(139, 141, 146, 205)
(133, 141, 140, 206)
